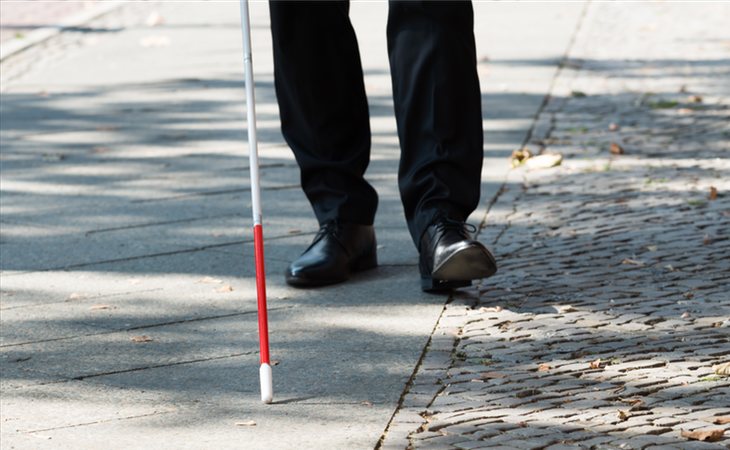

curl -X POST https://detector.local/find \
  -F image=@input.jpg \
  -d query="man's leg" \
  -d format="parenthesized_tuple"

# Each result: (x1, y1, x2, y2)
(387, 1, 496, 291)
(270, 1, 377, 225)
(270, 1, 378, 287)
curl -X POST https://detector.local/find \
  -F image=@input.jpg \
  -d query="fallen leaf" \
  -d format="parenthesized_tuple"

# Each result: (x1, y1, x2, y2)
(713, 417, 730, 425)
(688, 95, 703, 103)
(617, 410, 630, 421)
(271, 360, 280, 366)
(525, 153, 563, 170)
(608, 122, 620, 131)
(619, 397, 644, 406)
(360, 400, 373, 407)
(479, 306, 503, 313)
(480, 371, 506, 379)
(665, 264, 675, 272)
(681, 429, 724, 442)
(90, 304, 115, 311)
(67, 292, 87, 300)
(709, 186, 718, 200)
(131, 335, 153, 343)
(713, 361, 730, 376)
(610, 142, 624, 155)
(683, 291, 694, 299)
(538, 363, 551, 372)
(216, 285, 234, 293)
(198, 276, 223, 284)
(510, 148, 532, 167)
(622, 258, 645, 267)
(139, 35, 170, 48)
(145, 11, 165, 27)
(589, 359, 602, 369)
(703, 234, 713, 245)
(235, 420, 257, 427)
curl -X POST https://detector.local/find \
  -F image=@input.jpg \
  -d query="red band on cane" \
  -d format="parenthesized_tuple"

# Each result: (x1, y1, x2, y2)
(253, 224, 270, 364)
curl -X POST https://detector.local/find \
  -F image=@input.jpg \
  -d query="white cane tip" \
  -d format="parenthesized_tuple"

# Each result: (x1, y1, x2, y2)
(259, 363, 273, 404)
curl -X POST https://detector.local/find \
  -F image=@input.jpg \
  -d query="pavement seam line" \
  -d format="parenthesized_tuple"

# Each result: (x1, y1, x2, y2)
(374, 299, 451, 450)
(21, 410, 175, 435)
(70, 351, 256, 382)
(0, 305, 293, 348)
(1, 231, 316, 276)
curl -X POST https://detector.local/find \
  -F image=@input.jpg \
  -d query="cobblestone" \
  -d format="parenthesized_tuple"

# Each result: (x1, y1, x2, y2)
(379, 2, 730, 449)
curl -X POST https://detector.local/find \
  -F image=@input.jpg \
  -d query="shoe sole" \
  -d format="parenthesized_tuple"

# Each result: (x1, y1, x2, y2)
(421, 245, 497, 293)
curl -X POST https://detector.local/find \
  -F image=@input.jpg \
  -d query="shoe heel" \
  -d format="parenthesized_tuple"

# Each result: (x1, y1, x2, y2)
(352, 247, 377, 272)
(421, 276, 471, 293)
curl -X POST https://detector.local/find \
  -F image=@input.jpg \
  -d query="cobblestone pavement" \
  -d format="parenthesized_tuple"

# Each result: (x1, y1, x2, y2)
(380, 3, 730, 450)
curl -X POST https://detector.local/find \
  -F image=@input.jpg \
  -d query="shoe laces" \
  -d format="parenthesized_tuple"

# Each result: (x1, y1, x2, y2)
(310, 220, 343, 249)
(434, 218, 477, 239)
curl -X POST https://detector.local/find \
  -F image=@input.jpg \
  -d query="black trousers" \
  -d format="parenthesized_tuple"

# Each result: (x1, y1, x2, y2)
(269, 1, 483, 247)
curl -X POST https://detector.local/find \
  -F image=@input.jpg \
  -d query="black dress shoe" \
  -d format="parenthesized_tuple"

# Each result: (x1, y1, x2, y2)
(419, 218, 497, 292)
(285, 221, 377, 287)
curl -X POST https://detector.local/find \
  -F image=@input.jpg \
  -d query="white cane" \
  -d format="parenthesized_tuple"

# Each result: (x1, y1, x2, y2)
(238, 0, 273, 404)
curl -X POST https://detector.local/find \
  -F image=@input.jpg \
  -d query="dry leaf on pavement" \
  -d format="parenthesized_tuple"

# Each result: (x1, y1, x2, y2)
(510, 148, 532, 167)
(90, 304, 115, 311)
(480, 372, 507, 379)
(131, 335, 153, 343)
(216, 285, 234, 293)
(619, 397, 644, 406)
(713, 361, 730, 376)
(67, 292, 87, 300)
(589, 359, 602, 369)
(610, 142, 624, 155)
(538, 363, 551, 372)
(681, 429, 724, 442)
(709, 186, 718, 200)
(235, 420, 257, 427)
(479, 306, 503, 313)
(139, 35, 170, 48)
(622, 258, 645, 266)
(713, 417, 730, 425)
(617, 410, 630, 421)
(198, 276, 222, 284)
(146, 11, 165, 27)
(525, 153, 563, 170)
